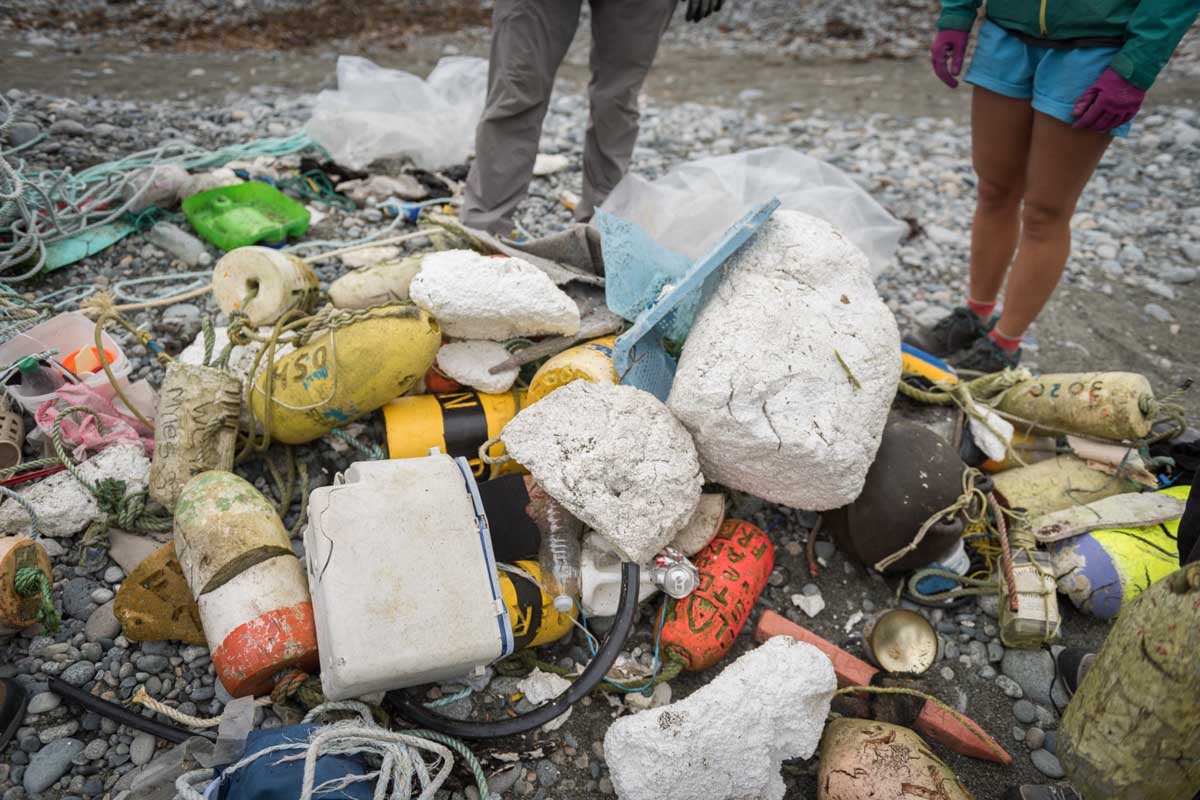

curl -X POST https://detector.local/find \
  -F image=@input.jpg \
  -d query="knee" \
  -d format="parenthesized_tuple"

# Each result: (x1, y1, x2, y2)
(975, 175, 1023, 215)
(1020, 197, 1072, 239)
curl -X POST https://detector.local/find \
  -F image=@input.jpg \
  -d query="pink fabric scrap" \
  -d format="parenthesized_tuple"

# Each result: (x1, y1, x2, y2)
(35, 383, 155, 461)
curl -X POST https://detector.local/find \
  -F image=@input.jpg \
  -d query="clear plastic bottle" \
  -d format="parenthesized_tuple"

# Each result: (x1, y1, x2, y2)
(145, 221, 212, 267)
(14, 357, 64, 397)
(528, 483, 583, 613)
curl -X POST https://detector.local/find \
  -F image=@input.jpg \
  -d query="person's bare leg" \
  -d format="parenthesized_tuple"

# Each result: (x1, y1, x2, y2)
(968, 87, 1035, 309)
(994, 111, 1112, 339)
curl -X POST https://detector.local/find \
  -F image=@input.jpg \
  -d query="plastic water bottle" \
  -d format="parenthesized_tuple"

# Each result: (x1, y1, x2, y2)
(14, 356, 64, 397)
(528, 484, 583, 613)
(145, 221, 213, 267)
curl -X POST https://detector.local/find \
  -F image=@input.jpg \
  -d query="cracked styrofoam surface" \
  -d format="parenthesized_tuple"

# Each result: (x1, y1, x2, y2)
(0, 444, 151, 537)
(517, 668, 573, 731)
(668, 210, 901, 510)
(604, 637, 836, 800)
(178, 326, 293, 386)
(500, 381, 702, 563)
(409, 250, 581, 340)
(435, 340, 518, 394)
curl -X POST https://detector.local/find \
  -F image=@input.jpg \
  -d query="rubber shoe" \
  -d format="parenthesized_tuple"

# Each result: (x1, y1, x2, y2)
(954, 335, 1021, 373)
(904, 307, 991, 358)
(0, 678, 29, 751)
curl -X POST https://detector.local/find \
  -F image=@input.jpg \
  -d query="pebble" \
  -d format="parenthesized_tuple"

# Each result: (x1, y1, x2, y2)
(1001, 649, 1056, 706)
(1030, 749, 1065, 779)
(60, 662, 96, 687)
(996, 674, 1024, 699)
(1013, 699, 1038, 725)
(25, 691, 61, 715)
(38, 721, 80, 744)
(49, 119, 89, 137)
(135, 655, 168, 674)
(1024, 727, 1045, 750)
(102, 566, 125, 584)
(129, 733, 157, 767)
(24, 738, 84, 794)
(85, 602, 121, 642)
(1043, 730, 1057, 755)
(535, 761, 560, 788)
(939, 666, 954, 681)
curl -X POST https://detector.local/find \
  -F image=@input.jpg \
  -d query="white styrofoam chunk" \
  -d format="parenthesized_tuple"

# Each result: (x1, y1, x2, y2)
(0, 444, 150, 537)
(668, 210, 901, 510)
(177, 326, 293, 387)
(604, 637, 837, 800)
(436, 340, 518, 395)
(501, 381, 702, 563)
(517, 668, 573, 731)
(409, 250, 580, 340)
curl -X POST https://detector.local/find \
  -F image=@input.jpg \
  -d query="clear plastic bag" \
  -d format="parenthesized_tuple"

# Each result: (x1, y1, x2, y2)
(600, 146, 906, 276)
(305, 55, 488, 170)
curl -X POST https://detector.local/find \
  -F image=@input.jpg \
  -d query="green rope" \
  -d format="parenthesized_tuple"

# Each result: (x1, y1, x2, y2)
(330, 427, 387, 461)
(14, 566, 60, 633)
(48, 406, 172, 548)
(404, 729, 490, 799)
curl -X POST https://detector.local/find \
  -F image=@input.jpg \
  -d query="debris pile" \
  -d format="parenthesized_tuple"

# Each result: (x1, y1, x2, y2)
(0, 66, 1196, 800)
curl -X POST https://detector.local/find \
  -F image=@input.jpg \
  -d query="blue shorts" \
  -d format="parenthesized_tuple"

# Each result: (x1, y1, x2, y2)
(965, 19, 1133, 137)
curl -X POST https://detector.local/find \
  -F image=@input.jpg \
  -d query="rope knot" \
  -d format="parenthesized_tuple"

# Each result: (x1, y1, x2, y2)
(92, 477, 130, 515)
(14, 566, 60, 633)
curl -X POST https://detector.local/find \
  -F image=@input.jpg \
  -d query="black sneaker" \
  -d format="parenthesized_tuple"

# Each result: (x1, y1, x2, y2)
(904, 307, 992, 358)
(954, 335, 1021, 372)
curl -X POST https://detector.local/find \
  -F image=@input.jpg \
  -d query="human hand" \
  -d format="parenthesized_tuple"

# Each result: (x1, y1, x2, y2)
(1072, 67, 1145, 132)
(930, 29, 970, 89)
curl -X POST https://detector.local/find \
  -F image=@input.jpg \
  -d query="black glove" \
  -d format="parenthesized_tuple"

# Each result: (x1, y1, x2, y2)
(683, 0, 723, 22)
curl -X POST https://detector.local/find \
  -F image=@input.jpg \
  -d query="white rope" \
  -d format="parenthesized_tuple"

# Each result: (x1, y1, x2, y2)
(172, 702, 457, 800)
(133, 686, 272, 729)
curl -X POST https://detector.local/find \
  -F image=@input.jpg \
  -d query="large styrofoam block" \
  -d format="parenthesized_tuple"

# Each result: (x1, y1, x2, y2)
(604, 636, 836, 800)
(0, 444, 151, 537)
(668, 210, 901, 510)
(177, 326, 293, 386)
(436, 340, 518, 394)
(409, 250, 581, 340)
(501, 381, 702, 563)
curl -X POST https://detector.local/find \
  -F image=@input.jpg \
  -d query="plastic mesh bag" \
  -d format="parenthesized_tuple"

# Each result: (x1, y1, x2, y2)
(305, 56, 488, 170)
(600, 146, 906, 276)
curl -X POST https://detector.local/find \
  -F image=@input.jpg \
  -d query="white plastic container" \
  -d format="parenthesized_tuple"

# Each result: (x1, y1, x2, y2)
(0, 312, 131, 413)
(580, 532, 657, 618)
(304, 451, 513, 700)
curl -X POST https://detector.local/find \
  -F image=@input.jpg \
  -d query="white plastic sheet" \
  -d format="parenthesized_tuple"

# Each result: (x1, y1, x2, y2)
(600, 147, 907, 275)
(305, 55, 488, 170)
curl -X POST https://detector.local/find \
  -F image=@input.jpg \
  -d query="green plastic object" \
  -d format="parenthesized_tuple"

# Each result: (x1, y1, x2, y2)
(182, 182, 310, 252)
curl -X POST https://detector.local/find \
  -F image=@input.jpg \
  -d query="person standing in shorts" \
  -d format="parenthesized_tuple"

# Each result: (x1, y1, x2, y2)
(909, 0, 1199, 372)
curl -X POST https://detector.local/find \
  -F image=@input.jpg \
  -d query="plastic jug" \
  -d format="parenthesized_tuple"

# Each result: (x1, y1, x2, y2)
(0, 313, 131, 413)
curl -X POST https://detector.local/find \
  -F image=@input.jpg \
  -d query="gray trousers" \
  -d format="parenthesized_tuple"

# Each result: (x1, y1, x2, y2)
(460, 0, 675, 234)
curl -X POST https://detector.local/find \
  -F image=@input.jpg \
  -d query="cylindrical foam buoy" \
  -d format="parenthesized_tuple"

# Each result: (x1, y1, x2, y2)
(201, 555, 318, 698)
(383, 389, 526, 480)
(817, 718, 973, 800)
(995, 371, 1156, 441)
(992, 454, 1135, 518)
(527, 336, 617, 404)
(0, 406, 23, 470)
(250, 304, 441, 445)
(0, 537, 51, 634)
(149, 362, 243, 510)
(174, 470, 316, 697)
(498, 560, 578, 650)
(328, 255, 423, 310)
(660, 519, 774, 671)
(212, 246, 320, 326)
(826, 418, 967, 574)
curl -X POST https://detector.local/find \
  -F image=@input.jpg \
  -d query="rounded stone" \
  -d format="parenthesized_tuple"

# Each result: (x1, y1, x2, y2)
(1030, 749, 1065, 779)
(1013, 699, 1038, 724)
(1024, 727, 1045, 750)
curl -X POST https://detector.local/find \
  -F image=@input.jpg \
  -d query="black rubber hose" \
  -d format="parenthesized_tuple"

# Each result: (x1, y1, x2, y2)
(49, 676, 194, 745)
(392, 562, 640, 738)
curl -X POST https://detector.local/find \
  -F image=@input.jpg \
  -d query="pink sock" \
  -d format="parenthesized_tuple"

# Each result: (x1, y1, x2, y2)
(967, 298, 996, 319)
(988, 328, 1022, 353)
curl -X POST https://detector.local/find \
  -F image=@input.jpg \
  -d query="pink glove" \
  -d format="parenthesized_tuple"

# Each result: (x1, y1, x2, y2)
(1073, 68, 1145, 132)
(931, 29, 970, 88)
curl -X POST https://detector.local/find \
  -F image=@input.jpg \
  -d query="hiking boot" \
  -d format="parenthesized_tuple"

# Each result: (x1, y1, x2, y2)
(1055, 646, 1096, 698)
(0, 678, 28, 751)
(1004, 785, 1082, 800)
(954, 335, 1021, 373)
(904, 307, 992, 358)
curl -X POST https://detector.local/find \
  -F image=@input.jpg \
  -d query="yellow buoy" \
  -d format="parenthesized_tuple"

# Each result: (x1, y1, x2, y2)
(527, 336, 617, 403)
(383, 389, 526, 480)
(995, 371, 1156, 441)
(251, 304, 440, 445)
(498, 560, 577, 650)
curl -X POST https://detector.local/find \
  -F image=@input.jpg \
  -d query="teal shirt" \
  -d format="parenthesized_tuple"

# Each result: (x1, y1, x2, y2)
(936, 0, 1200, 89)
